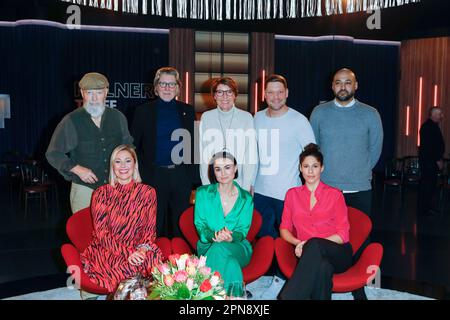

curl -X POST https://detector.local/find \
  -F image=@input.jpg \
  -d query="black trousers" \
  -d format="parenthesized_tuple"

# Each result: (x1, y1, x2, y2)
(343, 190, 372, 217)
(278, 238, 353, 300)
(343, 190, 373, 299)
(343, 190, 372, 260)
(149, 165, 191, 238)
(417, 166, 438, 215)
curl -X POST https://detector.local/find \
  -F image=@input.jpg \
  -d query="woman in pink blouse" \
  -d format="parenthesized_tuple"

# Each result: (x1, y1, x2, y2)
(278, 143, 352, 300)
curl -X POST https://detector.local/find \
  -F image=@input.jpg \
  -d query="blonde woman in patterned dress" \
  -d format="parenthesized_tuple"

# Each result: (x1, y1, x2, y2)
(80, 144, 162, 292)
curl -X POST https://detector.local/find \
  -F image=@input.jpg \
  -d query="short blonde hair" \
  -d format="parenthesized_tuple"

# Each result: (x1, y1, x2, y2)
(109, 144, 142, 186)
(153, 66, 182, 97)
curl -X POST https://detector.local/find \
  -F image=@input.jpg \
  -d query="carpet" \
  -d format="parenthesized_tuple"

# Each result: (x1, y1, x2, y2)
(3, 276, 433, 300)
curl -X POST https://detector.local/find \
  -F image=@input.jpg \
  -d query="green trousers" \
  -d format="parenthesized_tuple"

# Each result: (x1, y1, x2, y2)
(198, 240, 252, 295)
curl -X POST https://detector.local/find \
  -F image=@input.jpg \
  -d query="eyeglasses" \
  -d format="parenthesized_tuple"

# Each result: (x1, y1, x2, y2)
(158, 82, 177, 89)
(215, 90, 234, 97)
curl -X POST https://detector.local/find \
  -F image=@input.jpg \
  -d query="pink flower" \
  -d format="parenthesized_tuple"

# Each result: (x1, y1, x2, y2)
(210, 275, 220, 286)
(186, 266, 196, 276)
(186, 278, 194, 291)
(176, 254, 189, 270)
(198, 255, 207, 268)
(200, 279, 212, 292)
(174, 270, 188, 283)
(157, 263, 170, 275)
(164, 275, 174, 287)
(187, 257, 199, 268)
(199, 266, 211, 276)
(168, 254, 180, 265)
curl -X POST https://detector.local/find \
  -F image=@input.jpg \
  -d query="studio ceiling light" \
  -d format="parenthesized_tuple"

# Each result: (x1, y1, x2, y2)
(60, 0, 421, 20)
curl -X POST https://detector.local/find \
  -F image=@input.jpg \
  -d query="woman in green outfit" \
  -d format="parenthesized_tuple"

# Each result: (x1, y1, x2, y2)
(194, 151, 253, 296)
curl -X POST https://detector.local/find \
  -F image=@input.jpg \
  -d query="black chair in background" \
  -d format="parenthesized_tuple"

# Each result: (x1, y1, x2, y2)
(19, 159, 49, 219)
(40, 163, 60, 212)
(383, 158, 404, 196)
(402, 156, 421, 189)
(381, 158, 404, 212)
(6, 162, 21, 205)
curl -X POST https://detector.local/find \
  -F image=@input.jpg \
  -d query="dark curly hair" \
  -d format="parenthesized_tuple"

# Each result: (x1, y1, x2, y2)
(299, 143, 323, 166)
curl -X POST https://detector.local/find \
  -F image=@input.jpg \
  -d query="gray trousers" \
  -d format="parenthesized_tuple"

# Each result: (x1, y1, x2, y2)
(70, 182, 94, 214)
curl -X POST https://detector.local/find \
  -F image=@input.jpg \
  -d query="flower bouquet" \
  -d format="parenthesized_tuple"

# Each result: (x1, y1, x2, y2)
(148, 254, 226, 300)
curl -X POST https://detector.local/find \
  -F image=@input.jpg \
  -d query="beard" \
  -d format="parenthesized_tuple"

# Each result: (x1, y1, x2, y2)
(334, 90, 355, 102)
(84, 102, 106, 118)
(268, 99, 286, 110)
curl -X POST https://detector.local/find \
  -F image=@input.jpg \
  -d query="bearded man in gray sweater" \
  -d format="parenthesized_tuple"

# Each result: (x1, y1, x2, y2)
(310, 68, 383, 299)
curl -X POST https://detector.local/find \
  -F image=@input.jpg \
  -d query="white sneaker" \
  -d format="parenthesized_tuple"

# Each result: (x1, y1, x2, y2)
(80, 290, 100, 300)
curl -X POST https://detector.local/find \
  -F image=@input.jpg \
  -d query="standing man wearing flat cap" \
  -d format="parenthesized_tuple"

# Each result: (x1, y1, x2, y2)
(46, 72, 133, 213)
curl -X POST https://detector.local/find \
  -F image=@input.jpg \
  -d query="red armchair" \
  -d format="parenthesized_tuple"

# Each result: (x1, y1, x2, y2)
(171, 206, 274, 284)
(61, 207, 171, 295)
(274, 207, 383, 294)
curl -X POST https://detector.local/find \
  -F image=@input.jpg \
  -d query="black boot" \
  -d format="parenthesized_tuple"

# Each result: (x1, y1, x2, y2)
(351, 287, 368, 300)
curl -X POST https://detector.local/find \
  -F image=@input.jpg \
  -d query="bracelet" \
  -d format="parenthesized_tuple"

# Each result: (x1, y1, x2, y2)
(136, 244, 153, 252)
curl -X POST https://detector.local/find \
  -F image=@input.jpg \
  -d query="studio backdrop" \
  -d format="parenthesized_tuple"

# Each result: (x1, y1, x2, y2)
(0, 21, 169, 163)
(274, 35, 400, 172)
(0, 23, 399, 174)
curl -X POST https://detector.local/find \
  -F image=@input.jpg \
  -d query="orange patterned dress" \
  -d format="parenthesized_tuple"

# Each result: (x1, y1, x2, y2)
(80, 181, 162, 292)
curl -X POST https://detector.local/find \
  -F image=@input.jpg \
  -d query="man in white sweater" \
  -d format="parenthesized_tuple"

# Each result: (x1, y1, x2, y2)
(254, 74, 316, 238)
(199, 77, 258, 192)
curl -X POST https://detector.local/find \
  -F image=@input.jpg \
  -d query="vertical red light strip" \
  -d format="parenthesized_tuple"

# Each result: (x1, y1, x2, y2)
(262, 69, 266, 102)
(401, 233, 406, 256)
(434, 85, 438, 106)
(185, 71, 189, 104)
(406, 106, 410, 136)
(255, 82, 258, 113)
(411, 253, 416, 279)
(417, 77, 423, 146)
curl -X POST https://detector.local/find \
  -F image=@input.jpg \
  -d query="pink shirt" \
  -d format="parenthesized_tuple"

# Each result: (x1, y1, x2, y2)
(280, 181, 350, 243)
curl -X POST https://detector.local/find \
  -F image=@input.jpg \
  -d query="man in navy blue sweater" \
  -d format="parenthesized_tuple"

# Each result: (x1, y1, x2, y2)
(131, 67, 198, 238)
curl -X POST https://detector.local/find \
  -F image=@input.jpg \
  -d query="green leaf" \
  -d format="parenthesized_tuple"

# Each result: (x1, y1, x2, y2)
(147, 290, 161, 300)
(177, 284, 191, 300)
(193, 291, 210, 300)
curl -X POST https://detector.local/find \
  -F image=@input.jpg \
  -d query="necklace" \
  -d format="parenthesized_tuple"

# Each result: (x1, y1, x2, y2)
(219, 185, 238, 209)
(218, 107, 235, 151)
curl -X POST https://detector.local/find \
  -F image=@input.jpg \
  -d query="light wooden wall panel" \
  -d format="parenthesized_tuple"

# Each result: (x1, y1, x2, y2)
(397, 37, 450, 159)
(249, 32, 274, 114)
(169, 28, 195, 105)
